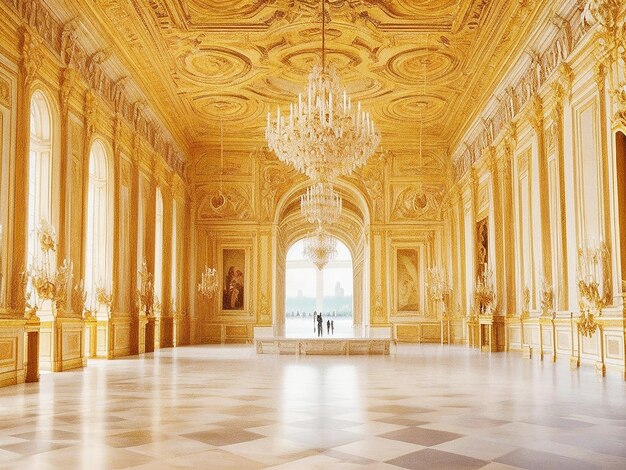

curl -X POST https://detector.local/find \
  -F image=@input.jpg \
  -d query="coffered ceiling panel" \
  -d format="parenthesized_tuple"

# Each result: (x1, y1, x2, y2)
(51, 0, 547, 161)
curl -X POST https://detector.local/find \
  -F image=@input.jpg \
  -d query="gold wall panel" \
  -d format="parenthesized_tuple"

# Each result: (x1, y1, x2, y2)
(422, 324, 440, 341)
(606, 336, 623, 360)
(581, 335, 598, 356)
(396, 324, 418, 343)
(0, 338, 17, 370)
(114, 326, 130, 351)
(39, 332, 51, 360)
(63, 332, 81, 360)
(557, 332, 571, 352)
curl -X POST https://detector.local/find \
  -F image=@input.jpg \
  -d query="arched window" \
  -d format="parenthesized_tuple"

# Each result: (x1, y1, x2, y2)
(85, 140, 112, 315)
(27, 91, 54, 268)
(154, 187, 164, 312)
(170, 199, 177, 311)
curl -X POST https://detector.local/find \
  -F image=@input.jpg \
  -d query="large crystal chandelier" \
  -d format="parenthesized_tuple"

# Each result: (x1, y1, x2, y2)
(303, 226, 338, 270)
(300, 182, 342, 225)
(265, 0, 380, 183)
(198, 266, 218, 299)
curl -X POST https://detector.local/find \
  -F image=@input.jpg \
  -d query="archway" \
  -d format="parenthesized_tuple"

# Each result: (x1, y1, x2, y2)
(273, 179, 370, 338)
(285, 238, 353, 337)
(27, 89, 58, 372)
(27, 91, 54, 273)
(84, 139, 113, 357)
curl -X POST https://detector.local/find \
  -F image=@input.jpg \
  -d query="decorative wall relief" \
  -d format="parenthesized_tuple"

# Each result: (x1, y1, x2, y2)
(258, 152, 299, 222)
(391, 184, 444, 221)
(476, 217, 489, 276)
(197, 185, 254, 221)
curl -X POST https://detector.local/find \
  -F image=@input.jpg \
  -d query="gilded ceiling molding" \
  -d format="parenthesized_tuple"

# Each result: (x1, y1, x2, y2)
(6, 0, 187, 176)
(452, 3, 587, 182)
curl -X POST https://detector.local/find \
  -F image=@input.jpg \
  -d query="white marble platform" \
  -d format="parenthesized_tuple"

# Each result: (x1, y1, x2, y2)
(254, 337, 394, 355)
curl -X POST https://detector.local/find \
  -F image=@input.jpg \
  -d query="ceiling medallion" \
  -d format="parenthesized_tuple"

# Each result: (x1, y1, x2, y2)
(303, 226, 338, 271)
(265, 0, 381, 183)
(300, 182, 342, 226)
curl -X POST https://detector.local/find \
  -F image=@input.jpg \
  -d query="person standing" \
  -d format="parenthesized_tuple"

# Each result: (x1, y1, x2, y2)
(317, 313, 323, 337)
(313, 310, 317, 334)
(327, 319, 330, 335)
(331, 320, 334, 335)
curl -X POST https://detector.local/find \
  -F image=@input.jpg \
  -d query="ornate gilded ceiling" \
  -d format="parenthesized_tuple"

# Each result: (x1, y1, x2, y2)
(51, 0, 546, 162)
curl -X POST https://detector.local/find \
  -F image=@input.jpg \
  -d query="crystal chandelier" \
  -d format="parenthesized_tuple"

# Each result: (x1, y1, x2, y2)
(303, 226, 338, 270)
(265, 0, 380, 183)
(300, 182, 342, 225)
(198, 265, 218, 298)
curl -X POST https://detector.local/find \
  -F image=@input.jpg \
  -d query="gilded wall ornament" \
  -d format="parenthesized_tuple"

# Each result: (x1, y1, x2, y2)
(21, 28, 44, 87)
(198, 186, 254, 221)
(539, 278, 554, 317)
(391, 185, 444, 221)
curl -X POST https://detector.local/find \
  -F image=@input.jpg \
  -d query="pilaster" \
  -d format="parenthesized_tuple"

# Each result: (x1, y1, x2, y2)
(9, 27, 43, 317)
(529, 94, 553, 288)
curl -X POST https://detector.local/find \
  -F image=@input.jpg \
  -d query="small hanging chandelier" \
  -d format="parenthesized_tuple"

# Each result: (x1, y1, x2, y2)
(265, 0, 380, 183)
(303, 226, 338, 270)
(300, 182, 342, 226)
(198, 265, 218, 298)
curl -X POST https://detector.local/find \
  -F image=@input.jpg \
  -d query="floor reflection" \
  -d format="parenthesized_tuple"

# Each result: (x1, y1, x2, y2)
(0, 344, 624, 469)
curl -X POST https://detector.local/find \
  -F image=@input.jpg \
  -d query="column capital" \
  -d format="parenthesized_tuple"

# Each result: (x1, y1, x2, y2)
(21, 27, 44, 88)
(594, 61, 607, 91)
(60, 66, 77, 118)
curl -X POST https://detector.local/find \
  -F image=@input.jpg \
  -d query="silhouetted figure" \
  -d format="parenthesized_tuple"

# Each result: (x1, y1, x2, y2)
(313, 310, 317, 334)
(317, 314, 323, 337)
(331, 320, 334, 335)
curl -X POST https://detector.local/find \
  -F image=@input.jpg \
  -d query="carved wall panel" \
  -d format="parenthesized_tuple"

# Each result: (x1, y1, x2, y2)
(197, 184, 255, 221)
(390, 184, 445, 222)
(258, 154, 300, 223)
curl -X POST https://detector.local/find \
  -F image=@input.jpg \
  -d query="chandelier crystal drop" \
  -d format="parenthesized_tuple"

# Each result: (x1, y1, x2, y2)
(300, 182, 342, 226)
(198, 266, 219, 298)
(303, 226, 338, 270)
(265, 0, 380, 183)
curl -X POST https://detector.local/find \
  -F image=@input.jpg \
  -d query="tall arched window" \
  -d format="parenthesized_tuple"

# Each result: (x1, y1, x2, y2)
(27, 91, 54, 268)
(85, 140, 112, 315)
(170, 199, 177, 312)
(154, 187, 164, 312)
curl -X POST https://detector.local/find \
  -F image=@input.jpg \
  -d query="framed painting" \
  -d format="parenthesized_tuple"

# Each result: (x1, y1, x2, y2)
(395, 248, 420, 313)
(221, 248, 246, 311)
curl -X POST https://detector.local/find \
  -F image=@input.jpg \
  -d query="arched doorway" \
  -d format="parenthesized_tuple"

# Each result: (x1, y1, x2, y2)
(285, 238, 353, 337)
(273, 180, 370, 338)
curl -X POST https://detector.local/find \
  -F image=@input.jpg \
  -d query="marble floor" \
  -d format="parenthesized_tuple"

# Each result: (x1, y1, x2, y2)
(0, 345, 625, 470)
